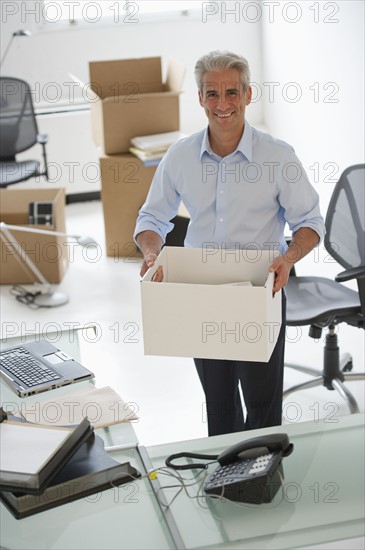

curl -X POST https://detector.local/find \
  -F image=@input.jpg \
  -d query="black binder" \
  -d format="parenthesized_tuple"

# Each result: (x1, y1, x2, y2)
(0, 432, 141, 519)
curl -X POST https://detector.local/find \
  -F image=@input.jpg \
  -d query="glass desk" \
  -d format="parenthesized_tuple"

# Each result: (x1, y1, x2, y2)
(144, 413, 365, 550)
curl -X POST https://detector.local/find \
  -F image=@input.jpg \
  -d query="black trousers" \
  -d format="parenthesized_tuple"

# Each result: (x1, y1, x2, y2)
(195, 293, 286, 436)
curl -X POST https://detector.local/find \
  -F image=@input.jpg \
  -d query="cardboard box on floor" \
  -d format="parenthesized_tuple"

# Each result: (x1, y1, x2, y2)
(100, 154, 157, 258)
(0, 188, 68, 284)
(141, 247, 282, 362)
(84, 57, 185, 155)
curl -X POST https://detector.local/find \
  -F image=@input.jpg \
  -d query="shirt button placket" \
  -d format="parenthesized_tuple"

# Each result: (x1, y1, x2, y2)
(215, 160, 225, 243)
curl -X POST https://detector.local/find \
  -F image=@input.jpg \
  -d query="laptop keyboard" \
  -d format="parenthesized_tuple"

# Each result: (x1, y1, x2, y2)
(0, 347, 61, 387)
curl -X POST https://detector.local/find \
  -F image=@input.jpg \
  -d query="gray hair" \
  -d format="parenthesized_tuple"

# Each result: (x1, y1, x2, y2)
(194, 50, 251, 92)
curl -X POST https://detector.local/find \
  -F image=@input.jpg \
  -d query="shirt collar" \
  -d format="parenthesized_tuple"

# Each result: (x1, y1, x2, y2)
(200, 121, 253, 162)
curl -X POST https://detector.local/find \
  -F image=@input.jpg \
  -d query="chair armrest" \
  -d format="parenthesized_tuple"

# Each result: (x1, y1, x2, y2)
(37, 134, 48, 144)
(335, 266, 365, 282)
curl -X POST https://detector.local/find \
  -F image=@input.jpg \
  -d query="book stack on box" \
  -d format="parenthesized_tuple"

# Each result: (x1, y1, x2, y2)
(129, 130, 186, 166)
(0, 410, 141, 519)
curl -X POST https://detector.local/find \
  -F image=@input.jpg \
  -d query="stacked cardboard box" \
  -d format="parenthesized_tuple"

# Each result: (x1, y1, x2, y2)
(99, 155, 157, 258)
(87, 57, 185, 257)
(0, 188, 68, 284)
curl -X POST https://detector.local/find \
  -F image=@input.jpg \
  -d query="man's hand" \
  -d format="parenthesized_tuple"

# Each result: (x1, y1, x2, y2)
(269, 227, 320, 293)
(151, 265, 164, 282)
(269, 256, 294, 293)
(140, 255, 164, 282)
(140, 253, 157, 278)
(136, 230, 164, 278)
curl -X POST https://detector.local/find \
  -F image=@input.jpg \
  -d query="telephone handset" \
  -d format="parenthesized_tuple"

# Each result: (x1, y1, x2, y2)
(204, 433, 293, 504)
(217, 433, 293, 465)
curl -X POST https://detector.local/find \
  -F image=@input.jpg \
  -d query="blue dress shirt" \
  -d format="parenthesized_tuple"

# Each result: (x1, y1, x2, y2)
(134, 122, 325, 254)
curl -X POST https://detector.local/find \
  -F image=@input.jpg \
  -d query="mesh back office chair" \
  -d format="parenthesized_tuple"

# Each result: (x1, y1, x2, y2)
(0, 77, 48, 188)
(284, 164, 365, 413)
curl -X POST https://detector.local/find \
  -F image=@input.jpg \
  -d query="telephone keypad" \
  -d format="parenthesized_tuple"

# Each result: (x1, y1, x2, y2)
(248, 452, 274, 474)
(205, 453, 274, 491)
(207, 464, 244, 487)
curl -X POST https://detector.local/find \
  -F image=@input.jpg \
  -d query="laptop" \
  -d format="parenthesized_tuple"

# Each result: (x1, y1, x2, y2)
(0, 339, 95, 397)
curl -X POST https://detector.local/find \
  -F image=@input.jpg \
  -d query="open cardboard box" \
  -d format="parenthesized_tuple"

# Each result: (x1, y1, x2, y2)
(141, 247, 282, 362)
(0, 188, 68, 284)
(72, 56, 185, 155)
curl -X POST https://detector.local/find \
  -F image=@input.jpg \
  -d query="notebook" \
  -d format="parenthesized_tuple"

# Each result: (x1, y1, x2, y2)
(0, 416, 93, 494)
(0, 339, 95, 398)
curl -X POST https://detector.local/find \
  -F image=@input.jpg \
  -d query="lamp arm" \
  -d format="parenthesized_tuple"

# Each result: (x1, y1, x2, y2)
(0, 225, 51, 289)
(0, 222, 75, 239)
(0, 35, 14, 67)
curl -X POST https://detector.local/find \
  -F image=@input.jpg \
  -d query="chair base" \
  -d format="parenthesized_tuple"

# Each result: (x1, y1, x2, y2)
(33, 291, 69, 308)
(284, 330, 365, 414)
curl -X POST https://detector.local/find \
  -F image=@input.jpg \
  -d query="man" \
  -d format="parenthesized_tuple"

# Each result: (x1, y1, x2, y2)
(134, 51, 325, 436)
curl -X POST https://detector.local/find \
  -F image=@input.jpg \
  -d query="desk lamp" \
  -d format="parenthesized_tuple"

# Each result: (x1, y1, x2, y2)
(1, 30, 32, 68)
(0, 222, 98, 307)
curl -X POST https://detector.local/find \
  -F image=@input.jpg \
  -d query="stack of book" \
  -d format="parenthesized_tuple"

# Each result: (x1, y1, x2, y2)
(0, 409, 140, 519)
(129, 130, 185, 166)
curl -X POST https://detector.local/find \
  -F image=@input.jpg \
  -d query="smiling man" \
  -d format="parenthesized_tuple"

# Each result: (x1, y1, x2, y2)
(134, 51, 325, 436)
(199, 67, 252, 157)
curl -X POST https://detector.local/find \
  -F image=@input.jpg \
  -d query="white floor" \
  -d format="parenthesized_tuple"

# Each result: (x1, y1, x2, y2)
(1, 199, 364, 449)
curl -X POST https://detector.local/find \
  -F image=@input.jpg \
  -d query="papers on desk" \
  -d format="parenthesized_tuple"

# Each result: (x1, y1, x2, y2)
(20, 386, 139, 428)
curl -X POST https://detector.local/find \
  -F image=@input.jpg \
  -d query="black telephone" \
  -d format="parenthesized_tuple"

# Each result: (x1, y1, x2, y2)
(203, 433, 293, 504)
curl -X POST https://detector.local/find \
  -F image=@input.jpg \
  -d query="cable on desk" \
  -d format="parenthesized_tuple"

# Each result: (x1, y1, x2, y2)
(165, 451, 218, 471)
(109, 464, 216, 509)
(116, 461, 287, 513)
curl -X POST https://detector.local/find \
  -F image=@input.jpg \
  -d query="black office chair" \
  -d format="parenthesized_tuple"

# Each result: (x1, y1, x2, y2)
(165, 214, 189, 247)
(0, 77, 48, 188)
(284, 164, 365, 413)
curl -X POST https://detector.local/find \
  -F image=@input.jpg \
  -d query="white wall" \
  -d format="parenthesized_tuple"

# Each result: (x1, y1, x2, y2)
(262, 0, 364, 211)
(1, 5, 263, 128)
